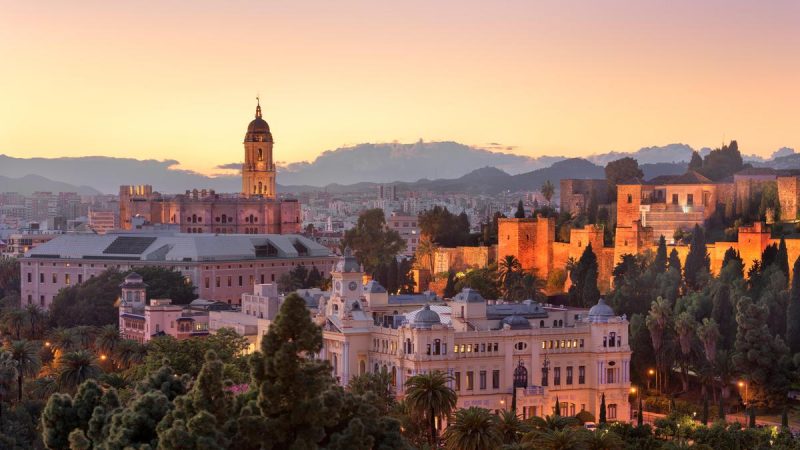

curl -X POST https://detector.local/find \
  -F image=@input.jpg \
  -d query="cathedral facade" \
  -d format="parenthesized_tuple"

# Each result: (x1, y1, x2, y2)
(119, 100, 300, 234)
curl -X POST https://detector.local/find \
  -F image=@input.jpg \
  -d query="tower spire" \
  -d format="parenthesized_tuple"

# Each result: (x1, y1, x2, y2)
(255, 96, 262, 119)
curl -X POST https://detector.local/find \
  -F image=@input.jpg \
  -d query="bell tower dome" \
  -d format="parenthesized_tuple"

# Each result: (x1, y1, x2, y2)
(242, 97, 276, 199)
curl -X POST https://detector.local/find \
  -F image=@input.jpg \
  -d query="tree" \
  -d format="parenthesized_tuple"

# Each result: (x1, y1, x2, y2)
(541, 180, 555, 205)
(138, 328, 249, 381)
(419, 206, 472, 247)
(599, 393, 607, 424)
(56, 350, 102, 392)
(343, 209, 405, 274)
(454, 268, 500, 300)
(5, 340, 40, 402)
(443, 270, 457, 299)
(568, 244, 600, 307)
(698, 140, 744, 181)
(1, 309, 26, 340)
(605, 157, 643, 198)
(442, 407, 501, 450)
(514, 200, 526, 218)
(415, 237, 438, 275)
(733, 296, 791, 407)
(777, 237, 789, 280)
(404, 371, 457, 446)
(674, 312, 697, 392)
(668, 248, 682, 275)
(646, 297, 672, 392)
(684, 224, 710, 290)
(95, 324, 121, 366)
(0, 351, 17, 425)
(787, 256, 800, 354)
(653, 235, 668, 273)
(0, 258, 20, 300)
(498, 255, 523, 299)
(129, 266, 197, 305)
(496, 409, 527, 445)
(688, 151, 703, 171)
(348, 370, 396, 415)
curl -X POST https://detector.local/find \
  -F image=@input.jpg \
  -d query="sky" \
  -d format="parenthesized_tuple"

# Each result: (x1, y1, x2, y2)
(1, 0, 798, 175)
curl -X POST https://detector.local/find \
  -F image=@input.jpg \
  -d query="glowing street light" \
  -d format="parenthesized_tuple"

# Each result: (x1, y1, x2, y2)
(100, 354, 107, 361)
(738, 380, 748, 406)
(647, 368, 655, 391)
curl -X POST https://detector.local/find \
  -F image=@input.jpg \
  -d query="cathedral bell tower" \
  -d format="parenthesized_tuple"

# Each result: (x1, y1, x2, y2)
(242, 98, 276, 199)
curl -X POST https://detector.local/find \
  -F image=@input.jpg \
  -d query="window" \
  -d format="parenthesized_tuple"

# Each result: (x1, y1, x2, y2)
(606, 368, 615, 384)
(65, 274, 70, 285)
(215, 277, 220, 288)
(687, 194, 694, 205)
(566, 366, 573, 385)
(541, 368, 548, 386)
(466, 372, 474, 390)
(626, 194, 632, 203)
(493, 343, 499, 352)
(479, 371, 487, 390)
(492, 370, 500, 389)
(455, 372, 461, 391)
(578, 366, 586, 384)
(227, 276, 232, 287)
(580, 339, 584, 348)
(609, 332, 616, 347)
(26, 273, 31, 283)
(205, 278, 210, 289)
(40, 273, 44, 283)
(78, 274, 83, 284)
(52, 273, 57, 283)
(607, 404, 617, 420)
(514, 342, 527, 351)
(238, 276, 243, 286)
(433, 339, 441, 355)
(554, 367, 561, 385)
(672, 193, 678, 204)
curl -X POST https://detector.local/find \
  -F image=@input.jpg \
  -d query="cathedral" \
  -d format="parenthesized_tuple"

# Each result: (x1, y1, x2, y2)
(119, 100, 301, 234)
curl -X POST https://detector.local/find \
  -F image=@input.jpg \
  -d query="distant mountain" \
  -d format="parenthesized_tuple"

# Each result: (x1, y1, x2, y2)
(587, 143, 696, 166)
(0, 174, 100, 196)
(0, 155, 239, 194)
(274, 141, 563, 186)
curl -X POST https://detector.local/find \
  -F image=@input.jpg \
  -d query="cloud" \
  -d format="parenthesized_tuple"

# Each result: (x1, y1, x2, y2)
(216, 162, 242, 170)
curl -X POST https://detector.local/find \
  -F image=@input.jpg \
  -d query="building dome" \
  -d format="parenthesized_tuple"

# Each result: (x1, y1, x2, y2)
(501, 314, 531, 330)
(120, 272, 147, 289)
(412, 304, 441, 329)
(334, 247, 361, 273)
(453, 288, 485, 303)
(587, 297, 616, 323)
(244, 100, 274, 143)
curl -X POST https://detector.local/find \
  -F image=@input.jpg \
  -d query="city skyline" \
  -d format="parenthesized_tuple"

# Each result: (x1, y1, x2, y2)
(2, 0, 799, 175)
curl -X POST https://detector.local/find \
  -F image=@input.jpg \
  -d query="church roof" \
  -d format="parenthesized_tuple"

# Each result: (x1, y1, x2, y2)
(244, 99, 273, 143)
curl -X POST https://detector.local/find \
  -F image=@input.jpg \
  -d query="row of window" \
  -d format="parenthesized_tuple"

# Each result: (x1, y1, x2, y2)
(454, 370, 501, 391)
(542, 365, 586, 386)
(541, 339, 585, 350)
(454, 342, 501, 354)
(27, 272, 84, 285)
(206, 273, 278, 289)
(603, 332, 622, 347)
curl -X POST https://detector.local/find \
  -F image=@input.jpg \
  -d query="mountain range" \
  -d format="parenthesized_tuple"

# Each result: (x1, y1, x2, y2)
(0, 142, 795, 195)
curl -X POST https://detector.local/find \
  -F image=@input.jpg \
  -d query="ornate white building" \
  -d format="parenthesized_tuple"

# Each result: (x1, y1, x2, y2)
(316, 251, 633, 423)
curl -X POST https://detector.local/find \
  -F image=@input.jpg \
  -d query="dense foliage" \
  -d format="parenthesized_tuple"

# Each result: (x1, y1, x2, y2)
(342, 208, 406, 274)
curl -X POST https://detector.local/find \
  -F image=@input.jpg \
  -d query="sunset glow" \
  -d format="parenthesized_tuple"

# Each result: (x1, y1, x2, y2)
(1, 0, 798, 174)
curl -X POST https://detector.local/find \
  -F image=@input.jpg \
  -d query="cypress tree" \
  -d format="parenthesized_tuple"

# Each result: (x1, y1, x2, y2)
(777, 238, 789, 279)
(554, 396, 561, 416)
(689, 151, 703, 171)
(787, 256, 800, 354)
(668, 249, 682, 275)
(515, 200, 525, 219)
(637, 397, 644, 427)
(684, 225, 710, 290)
(569, 244, 600, 307)
(711, 284, 736, 350)
(653, 235, 668, 273)
(444, 270, 457, 298)
(599, 393, 606, 424)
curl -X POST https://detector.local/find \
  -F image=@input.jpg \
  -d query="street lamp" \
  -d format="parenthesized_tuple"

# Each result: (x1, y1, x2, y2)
(647, 368, 655, 392)
(738, 380, 748, 406)
(630, 386, 640, 420)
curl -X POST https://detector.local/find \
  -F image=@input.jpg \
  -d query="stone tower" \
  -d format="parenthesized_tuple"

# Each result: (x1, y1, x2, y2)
(242, 98, 276, 199)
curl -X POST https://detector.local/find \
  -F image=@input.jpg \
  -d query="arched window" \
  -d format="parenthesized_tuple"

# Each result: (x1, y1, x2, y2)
(257, 148, 263, 161)
(434, 339, 441, 355)
(359, 360, 366, 375)
(540, 320, 545, 328)
(332, 354, 338, 374)
(258, 182, 263, 194)
(391, 366, 397, 386)
(513, 362, 528, 388)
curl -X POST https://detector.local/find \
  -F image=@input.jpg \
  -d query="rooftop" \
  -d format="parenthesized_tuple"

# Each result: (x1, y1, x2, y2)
(24, 231, 331, 261)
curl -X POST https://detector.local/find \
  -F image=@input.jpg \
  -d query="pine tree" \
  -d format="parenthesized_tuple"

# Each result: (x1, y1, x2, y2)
(711, 284, 737, 350)
(515, 200, 525, 219)
(689, 151, 703, 171)
(554, 396, 561, 416)
(733, 297, 791, 407)
(684, 225, 710, 290)
(653, 235, 667, 273)
(786, 256, 800, 354)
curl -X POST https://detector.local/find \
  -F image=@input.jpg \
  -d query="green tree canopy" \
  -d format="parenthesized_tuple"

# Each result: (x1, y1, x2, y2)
(605, 157, 643, 198)
(343, 209, 406, 274)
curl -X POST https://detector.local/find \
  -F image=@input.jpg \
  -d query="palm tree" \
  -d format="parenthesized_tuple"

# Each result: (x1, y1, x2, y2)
(0, 350, 18, 424)
(498, 255, 523, 299)
(24, 304, 46, 339)
(5, 340, 41, 402)
(584, 429, 624, 450)
(2, 308, 27, 340)
(674, 311, 697, 392)
(541, 180, 555, 205)
(95, 324, 121, 367)
(645, 296, 672, 392)
(443, 406, 502, 450)
(56, 349, 101, 392)
(115, 339, 146, 370)
(416, 237, 439, 275)
(404, 370, 457, 445)
(72, 325, 97, 350)
(516, 272, 546, 303)
(497, 409, 528, 445)
(48, 327, 78, 358)
(523, 428, 587, 450)
(528, 414, 580, 432)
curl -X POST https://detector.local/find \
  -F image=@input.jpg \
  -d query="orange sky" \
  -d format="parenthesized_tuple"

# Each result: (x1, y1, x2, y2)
(1, 0, 798, 175)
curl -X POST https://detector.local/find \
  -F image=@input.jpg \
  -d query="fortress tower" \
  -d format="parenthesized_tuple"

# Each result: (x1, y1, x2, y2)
(242, 98, 276, 199)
